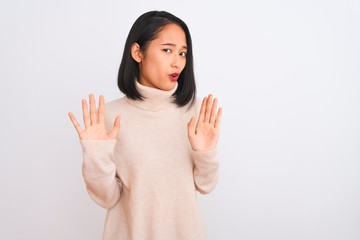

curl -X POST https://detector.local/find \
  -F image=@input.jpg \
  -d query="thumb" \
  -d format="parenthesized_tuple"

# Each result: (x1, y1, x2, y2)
(109, 115, 121, 139)
(187, 117, 195, 138)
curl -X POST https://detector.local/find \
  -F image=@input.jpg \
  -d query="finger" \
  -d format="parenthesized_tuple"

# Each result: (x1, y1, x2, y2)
(98, 95, 105, 124)
(214, 107, 223, 129)
(204, 94, 213, 123)
(187, 117, 195, 137)
(209, 97, 218, 125)
(109, 116, 121, 139)
(68, 112, 83, 135)
(89, 94, 97, 124)
(198, 97, 207, 123)
(82, 99, 90, 128)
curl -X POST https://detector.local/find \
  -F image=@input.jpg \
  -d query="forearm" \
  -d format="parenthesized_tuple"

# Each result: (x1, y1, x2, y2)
(192, 148, 219, 194)
(81, 140, 122, 209)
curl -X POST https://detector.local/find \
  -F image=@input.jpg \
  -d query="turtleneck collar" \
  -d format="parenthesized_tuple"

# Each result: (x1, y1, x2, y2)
(125, 81, 178, 111)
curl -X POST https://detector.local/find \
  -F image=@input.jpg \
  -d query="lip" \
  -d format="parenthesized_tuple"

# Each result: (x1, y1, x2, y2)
(169, 72, 179, 82)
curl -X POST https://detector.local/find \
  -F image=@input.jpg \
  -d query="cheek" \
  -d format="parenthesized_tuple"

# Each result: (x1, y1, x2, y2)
(151, 56, 165, 69)
(143, 56, 159, 73)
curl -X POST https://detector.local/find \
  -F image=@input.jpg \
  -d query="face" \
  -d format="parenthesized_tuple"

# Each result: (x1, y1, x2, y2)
(134, 23, 187, 91)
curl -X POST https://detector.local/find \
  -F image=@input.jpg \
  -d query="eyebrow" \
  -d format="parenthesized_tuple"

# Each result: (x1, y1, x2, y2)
(161, 43, 187, 49)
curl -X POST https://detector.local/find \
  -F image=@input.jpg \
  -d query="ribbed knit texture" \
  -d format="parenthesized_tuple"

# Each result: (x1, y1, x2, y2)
(81, 81, 219, 240)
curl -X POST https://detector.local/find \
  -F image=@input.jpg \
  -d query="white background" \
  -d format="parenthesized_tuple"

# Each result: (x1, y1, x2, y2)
(1, 0, 359, 239)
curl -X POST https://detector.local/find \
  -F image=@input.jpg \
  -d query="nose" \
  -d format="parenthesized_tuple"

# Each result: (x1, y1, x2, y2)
(171, 54, 181, 69)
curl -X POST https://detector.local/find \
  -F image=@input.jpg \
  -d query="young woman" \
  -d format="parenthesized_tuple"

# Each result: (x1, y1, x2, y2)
(69, 10, 222, 240)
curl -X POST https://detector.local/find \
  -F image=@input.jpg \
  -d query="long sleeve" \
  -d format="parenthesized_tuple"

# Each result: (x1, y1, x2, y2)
(81, 140, 122, 209)
(82, 92, 216, 239)
(192, 148, 219, 194)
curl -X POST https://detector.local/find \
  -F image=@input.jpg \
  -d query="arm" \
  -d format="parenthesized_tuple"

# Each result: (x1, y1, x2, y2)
(192, 148, 219, 194)
(81, 140, 122, 208)
(187, 94, 222, 194)
(69, 94, 122, 208)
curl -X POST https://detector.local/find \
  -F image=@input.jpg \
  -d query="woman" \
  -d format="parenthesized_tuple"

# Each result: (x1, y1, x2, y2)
(69, 10, 222, 240)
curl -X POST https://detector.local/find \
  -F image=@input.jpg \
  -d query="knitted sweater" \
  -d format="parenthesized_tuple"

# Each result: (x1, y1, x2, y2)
(80, 81, 219, 240)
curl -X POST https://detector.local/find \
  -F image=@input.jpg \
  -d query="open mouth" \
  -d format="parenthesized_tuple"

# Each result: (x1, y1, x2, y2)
(169, 73, 179, 81)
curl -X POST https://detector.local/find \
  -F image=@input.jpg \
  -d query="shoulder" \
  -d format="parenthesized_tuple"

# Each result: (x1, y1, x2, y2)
(194, 97, 202, 110)
(104, 97, 127, 119)
(177, 97, 202, 117)
(105, 97, 127, 111)
(103, 97, 127, 129)
(192, 97, 203, 115)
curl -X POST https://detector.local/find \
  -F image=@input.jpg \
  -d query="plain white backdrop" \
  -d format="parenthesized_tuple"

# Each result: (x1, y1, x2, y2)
(1, 0, 359, 239)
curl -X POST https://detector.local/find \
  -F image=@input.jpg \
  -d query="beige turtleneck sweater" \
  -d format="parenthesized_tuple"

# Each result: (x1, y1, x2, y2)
(80, 81, 219, 240)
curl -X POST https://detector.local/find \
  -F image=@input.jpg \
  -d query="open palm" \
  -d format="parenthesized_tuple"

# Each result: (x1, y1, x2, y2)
(187, 94, 222, 151)
(68, 94, 120, 140)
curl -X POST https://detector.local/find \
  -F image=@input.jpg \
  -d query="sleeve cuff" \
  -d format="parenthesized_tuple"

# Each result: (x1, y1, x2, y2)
(80, 140, 117, 157)
(191, 148, 217, 163)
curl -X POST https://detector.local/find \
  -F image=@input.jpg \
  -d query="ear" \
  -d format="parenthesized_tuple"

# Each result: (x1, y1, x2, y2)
(131, 43, 142, 63)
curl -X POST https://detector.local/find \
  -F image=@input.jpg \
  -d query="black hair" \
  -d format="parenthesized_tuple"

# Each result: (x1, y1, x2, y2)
(117, 11, 196, 107)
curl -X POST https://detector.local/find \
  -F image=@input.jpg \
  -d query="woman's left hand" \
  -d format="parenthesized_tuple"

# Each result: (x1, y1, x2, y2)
(187, 94, 222, 151)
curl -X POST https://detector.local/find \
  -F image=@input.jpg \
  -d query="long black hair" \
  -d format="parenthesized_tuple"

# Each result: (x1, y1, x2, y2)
(117, 11, 196, 107)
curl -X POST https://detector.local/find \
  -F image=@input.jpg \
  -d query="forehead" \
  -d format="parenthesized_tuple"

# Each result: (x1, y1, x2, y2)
(153, 23, 187, 46)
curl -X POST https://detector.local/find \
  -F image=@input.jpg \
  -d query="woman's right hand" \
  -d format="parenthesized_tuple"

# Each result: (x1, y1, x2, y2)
(68, 94, 120, 140)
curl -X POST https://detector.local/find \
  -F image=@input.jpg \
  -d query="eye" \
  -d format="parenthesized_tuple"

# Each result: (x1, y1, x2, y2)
(162, 49, 172, 53)
(179, 52, 187, 57)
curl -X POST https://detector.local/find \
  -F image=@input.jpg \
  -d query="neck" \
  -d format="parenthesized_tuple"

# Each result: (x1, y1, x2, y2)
(125, 81, 178, 111)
